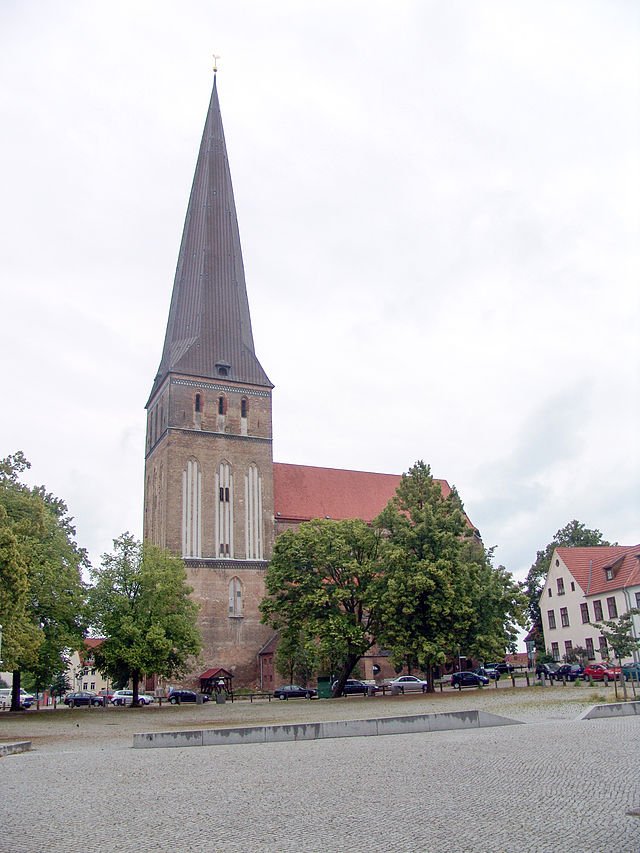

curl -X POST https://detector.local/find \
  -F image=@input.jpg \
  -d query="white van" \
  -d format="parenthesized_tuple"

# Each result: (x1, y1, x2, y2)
(0, 688, 35, 709)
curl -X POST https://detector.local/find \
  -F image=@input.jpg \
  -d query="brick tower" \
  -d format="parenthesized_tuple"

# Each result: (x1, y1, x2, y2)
(143, 73, 274, 685)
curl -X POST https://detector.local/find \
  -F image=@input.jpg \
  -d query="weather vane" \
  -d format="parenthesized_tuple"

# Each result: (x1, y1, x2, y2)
(213, 54, 220, 74)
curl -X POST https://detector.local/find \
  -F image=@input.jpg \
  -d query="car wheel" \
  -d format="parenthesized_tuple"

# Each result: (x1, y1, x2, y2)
(306, 692, 313, 699)
(169, 697, 178, 704)
(278, 694, 287, 700)
(68, 700, 75, 708)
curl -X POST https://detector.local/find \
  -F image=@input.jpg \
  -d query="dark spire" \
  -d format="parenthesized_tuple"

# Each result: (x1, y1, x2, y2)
(149, 75, 272, 402)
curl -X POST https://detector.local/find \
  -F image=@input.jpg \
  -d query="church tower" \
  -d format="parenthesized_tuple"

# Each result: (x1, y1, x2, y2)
(143, 74, 275, 684)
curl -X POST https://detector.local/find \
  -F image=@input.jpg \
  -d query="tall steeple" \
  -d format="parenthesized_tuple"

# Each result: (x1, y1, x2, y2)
(149, 74, 271, 401)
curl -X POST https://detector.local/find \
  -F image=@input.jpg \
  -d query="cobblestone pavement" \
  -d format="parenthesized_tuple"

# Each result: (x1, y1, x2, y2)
(1, 684, 639, 852)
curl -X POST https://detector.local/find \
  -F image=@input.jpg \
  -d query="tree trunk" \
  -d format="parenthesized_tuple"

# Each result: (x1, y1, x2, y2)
(132, 670, 140, 706)
(331, 653, 360, 697)
(11, 670, 21, 712)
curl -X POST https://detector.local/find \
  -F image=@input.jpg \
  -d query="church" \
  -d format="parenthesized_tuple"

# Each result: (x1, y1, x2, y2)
(143, 74, 466, 689)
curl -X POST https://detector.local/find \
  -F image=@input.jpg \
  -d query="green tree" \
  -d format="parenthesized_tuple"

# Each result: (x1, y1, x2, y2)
(89, 534, 202, 704)
(524, 520, 610, 651)
(0, 453, 87, 711)
(274, 628, 319, 687)
(375, 461, 525, 689)
(261, 518, 385, 697)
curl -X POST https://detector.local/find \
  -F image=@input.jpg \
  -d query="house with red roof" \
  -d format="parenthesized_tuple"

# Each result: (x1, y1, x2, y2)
(539, 546, 640, 663)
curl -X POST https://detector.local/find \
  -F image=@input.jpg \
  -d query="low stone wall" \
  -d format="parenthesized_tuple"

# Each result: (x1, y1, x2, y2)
(582, 701, 640, 720)
(0, 741, 32, 757)
(133, 708, 521, 749)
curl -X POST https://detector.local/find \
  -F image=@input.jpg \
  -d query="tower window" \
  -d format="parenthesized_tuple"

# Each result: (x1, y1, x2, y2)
(241, 398, 248, 418)
(228, 576, 243, 617)
(195, 393, 201, 413)
(218, 396, 227, 415)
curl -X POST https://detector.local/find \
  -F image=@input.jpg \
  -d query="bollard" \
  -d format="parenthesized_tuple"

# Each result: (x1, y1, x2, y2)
(525, 673, 530, 687)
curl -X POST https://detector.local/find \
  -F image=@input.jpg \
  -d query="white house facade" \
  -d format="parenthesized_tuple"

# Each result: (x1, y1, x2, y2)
(540, 545, 640, 664)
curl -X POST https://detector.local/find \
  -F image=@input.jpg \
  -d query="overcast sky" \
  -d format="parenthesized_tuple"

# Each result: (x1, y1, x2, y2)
(1, 2, 638, 601)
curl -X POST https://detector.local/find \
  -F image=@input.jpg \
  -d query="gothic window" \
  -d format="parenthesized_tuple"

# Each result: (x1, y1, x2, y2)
(245, 463, 264, 560)
(218, 396, 227, 415)
(241, 398, 248, 418)
(228, 576, 243, 617)
(195, 393, 201, 413)
(182, 458, 202, 558)
(216, 461, 233, 558)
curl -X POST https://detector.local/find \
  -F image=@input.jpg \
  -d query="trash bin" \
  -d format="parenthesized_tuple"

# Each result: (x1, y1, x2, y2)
(316, 677, 332, 699)
(215, 692, 226, 704)
(196, 692, 204, 705)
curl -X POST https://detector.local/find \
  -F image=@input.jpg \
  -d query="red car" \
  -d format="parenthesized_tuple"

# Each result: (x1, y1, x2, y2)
(583, 663, 622, 681)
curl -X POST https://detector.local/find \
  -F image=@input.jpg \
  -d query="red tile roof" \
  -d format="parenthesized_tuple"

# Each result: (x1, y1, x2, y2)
(273, 463, 453, 525)
(556, 545, 640, 596)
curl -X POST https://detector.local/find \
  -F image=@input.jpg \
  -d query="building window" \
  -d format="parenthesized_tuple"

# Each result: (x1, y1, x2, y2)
(580, 603, 589, 624)
(636, 592, 640, 610)
(83, 682, 88, 690)
(245, 463, 264, 560)
(241, 398, 248, 419)
(557, 578, 565, 595)
(585, 638, 595, 660)
(593, 600, 603, 621)
(570, 581, 575, 592)
(605, 568, 613, 581)
(195, 393, 201, 413)
(548, 588, 552, 597)
(551, 642, 560, 661)
(182, 458, 202, 558)
(564, 641, 573, 659)
(560, 607, 569, 628)
(547, 610, 556, 630)
(218, 396, 227, 416)
(598, 636, 608, 657)
(606, 597, 618, 618)
(228, 576, 243, 617)
(90, 682, 96, 690)
(216, 461, 233, 558)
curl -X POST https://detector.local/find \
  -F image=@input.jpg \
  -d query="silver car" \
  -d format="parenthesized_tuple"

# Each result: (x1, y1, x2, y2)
(386, 675, 428, 693)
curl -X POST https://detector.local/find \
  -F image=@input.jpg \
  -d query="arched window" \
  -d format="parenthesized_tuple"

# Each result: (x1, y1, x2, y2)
(218, 395, 227, 415)
(195, 393, 201, 413)
(245, 463, 264, 560)
(228, 576, 243, 617)
(216, 461, 233, 557)
(182, 458, 202, 557)
(241, 398, 248, 419)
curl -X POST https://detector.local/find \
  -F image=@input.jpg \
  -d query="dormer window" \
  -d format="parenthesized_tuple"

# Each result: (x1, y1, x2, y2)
(605, 568, 613, 581)
(215, 361, 231, 377)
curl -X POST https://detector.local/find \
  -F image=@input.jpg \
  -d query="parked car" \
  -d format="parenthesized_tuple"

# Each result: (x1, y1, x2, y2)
(167, 689, 210, 704)
(111, 689, 155, 706)
(451, 671, 490, 688)
(549, 664, 584, 682)
(385, 675, 429, 693)
(622, 663, 640, 681)
(583, 663, 622, 681)
(64, 691, 105, 707)
(486, 662, 514, 674)
(536, 662, 559, 680)
(273, 685, 316, 700)
(331, 679, 377, 696)
(474, 667, 500, 681)
(0, 688, 35, 709)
